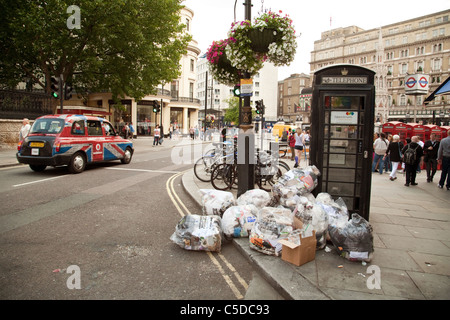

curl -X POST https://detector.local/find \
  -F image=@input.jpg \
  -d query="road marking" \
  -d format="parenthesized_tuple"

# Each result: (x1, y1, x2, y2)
(12, 175, 66, 188)
(106, 167, 181, 174)
(166, 172, 248, 299)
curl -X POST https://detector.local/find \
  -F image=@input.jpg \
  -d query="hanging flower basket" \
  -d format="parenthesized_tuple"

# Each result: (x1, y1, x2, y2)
(253, 11, 297, 66)
(206, 39, 242, 86)
(226, 20, 266, 74)
(247, 28, 279, 53)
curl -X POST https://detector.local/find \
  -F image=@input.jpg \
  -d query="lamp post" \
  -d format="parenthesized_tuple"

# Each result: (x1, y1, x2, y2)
(237, 0, 255, 197)
(204, 71, 208, 141)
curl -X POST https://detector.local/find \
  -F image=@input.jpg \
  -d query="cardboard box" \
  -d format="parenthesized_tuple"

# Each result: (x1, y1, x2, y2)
(279, 230, 316, 267)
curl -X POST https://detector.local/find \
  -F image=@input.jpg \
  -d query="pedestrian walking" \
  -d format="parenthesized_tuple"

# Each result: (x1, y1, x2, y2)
(384, 134, 403, 181)
(288, 129, 295, 161)
(437, 129, 450, 190)
(372, 132, 389, 174)
(383, 134, 393, 173)
(416, 137, 424, 173)
(129, 123, 135, 140)
(293, 127, 304, 168)
(153, 125, 160, 146)
(423, 133, 439, 183)
(19, 118, 31, 141)
(401, 136, 423, 187)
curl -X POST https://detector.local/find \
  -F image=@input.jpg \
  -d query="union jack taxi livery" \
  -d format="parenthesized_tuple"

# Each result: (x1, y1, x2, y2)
(17, 114, 134, 173)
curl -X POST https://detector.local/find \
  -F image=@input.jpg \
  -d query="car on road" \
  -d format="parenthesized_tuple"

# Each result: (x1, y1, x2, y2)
(17, 114, 134, 173)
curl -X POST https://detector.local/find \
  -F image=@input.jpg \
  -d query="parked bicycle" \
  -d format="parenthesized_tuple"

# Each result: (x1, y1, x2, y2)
(210, 149, 289, 192)
(193, 141, 234, 182)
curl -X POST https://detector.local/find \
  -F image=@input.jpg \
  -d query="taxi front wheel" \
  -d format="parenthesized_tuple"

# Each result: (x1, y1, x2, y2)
(68, 152, 86, 174)
(120, 147, 133, 164)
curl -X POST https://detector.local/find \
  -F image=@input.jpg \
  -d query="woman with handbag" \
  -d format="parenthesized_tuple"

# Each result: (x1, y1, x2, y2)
(383, 135, 403, 181)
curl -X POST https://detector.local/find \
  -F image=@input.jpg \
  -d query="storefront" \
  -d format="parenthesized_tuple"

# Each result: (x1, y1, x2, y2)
(137, 101, 158, 136)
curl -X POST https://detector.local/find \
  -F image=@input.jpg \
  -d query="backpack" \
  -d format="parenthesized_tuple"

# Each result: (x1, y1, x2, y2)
(403, 144, 418, 165)
(288, 134, 295, 147)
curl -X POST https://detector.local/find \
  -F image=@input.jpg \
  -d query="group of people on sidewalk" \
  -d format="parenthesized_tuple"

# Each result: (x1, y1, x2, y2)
(284, 128, 310, 168)
(372, 130, 450, 189)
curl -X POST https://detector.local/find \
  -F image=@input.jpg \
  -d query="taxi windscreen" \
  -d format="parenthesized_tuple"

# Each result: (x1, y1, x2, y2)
(30, 118, 65, 134)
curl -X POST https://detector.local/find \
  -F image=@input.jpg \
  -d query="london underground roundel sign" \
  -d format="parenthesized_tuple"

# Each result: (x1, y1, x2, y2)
(419, 77, 428, 88)
(406, 77, 417, 88)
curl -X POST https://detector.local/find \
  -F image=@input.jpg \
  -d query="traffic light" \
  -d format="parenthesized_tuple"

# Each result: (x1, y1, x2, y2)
(233, 85, 240, 97)
(255, 99, 264, 115)
(64, 83, 73, 100)
(50, 76, 60, 99)
(153, 101, 160, 113)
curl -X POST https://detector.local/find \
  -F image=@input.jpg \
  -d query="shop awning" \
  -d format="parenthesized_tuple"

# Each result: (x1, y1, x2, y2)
(424, 76, 450, 105)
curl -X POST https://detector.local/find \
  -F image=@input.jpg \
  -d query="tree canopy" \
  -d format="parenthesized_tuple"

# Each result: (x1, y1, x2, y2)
(0, 0, 191, 103)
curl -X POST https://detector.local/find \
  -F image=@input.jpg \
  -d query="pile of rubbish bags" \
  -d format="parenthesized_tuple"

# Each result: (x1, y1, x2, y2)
(170, 165, 374, 262)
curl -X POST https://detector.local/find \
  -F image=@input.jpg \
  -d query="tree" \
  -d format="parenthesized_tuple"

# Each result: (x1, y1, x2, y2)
(0, 0, 191, 111)
(223, 96, 256, 126)
(223, 97, 240, 125)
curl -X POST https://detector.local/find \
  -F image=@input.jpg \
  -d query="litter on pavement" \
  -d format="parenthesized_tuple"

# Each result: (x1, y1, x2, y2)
(170, 165, 374, 266)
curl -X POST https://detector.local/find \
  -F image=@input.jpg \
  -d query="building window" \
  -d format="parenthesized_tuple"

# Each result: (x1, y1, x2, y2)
(171, 80, 179, 99)
(186, 18, 190, 32)
(433, 58, 442, 71)
(190, 59, 194, 72)
(416, 61, 424, 72)
(400, 95, 406, 106)
(400, 63, 408, 74)
(387, 65, 393, 75)
(433, 43, 443, 52)
(189, 83, 194, 99)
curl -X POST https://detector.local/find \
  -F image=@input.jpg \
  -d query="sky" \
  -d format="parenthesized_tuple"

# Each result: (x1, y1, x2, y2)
(182, 0, 450, 80)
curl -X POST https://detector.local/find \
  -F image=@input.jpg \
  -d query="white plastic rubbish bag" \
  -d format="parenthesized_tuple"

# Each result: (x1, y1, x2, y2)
(315, 193, 349, 229)
(328, 213, 374, 262)
(295, 200, 329, 250)
(221, 205, 259, 238)
(199, 189, 236, 217)
(249, 207, 294, 256)
(272, 166, 320, 209)
(170, 214, 223, 252)
(236, 189, 272, 209)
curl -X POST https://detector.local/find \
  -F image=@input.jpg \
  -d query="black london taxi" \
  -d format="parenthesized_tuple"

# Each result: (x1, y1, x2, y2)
(17, 114, 134, 173)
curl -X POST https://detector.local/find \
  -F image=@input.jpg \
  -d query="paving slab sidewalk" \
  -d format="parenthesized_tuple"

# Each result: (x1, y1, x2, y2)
(182, 163, 450, 300)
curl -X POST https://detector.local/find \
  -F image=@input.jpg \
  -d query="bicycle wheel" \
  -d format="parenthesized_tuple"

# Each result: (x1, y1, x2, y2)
(256, 160, 290, 191)
(211, 163, 236, 191)
(193, 156, 214, 182)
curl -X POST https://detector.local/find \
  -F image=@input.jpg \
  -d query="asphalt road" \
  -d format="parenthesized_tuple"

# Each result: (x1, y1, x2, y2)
(0, 144, 256, 300)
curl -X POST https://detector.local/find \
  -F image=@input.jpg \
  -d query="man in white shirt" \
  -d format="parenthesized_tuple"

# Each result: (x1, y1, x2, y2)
(19, 118, 31, 141)
(372, 133, 389, 174)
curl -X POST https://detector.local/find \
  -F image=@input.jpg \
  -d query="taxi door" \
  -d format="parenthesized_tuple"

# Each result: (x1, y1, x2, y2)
(102, 120, 124, 160)
(86, 120, 105, 162)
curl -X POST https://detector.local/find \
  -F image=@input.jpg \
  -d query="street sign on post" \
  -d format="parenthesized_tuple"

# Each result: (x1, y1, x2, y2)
(240, 79, 253, 97)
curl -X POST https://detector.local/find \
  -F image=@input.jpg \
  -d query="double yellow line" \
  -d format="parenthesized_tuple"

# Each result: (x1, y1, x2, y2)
(166, 171, 249, 300)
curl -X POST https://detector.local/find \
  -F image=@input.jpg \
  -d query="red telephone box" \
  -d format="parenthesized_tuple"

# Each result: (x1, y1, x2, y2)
(382, 121, 401, 137)
(410, 123, 431, 142)
(425, 125, 445, 141)
(441, 126, 450, 138)
(394, 122, 413, 146)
